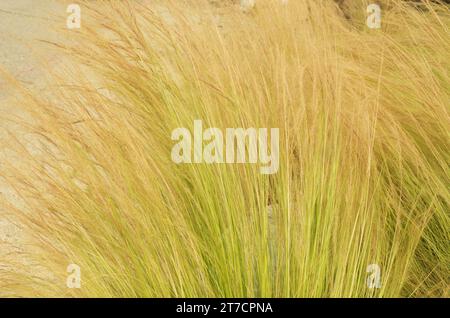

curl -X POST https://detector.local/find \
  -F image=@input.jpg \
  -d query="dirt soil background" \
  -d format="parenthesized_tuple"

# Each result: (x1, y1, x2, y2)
(0, 0, 238, 279)
(0, 0, 68, 268)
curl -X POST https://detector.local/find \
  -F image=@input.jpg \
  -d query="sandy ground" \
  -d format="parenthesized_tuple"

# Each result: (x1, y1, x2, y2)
(0, 1, 235, 288)
(0, 0, 66, 266)
(0, 0, 66, 99)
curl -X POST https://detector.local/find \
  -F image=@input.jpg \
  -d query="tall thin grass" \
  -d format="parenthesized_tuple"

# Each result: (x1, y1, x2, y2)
(0, 0, 448, 297)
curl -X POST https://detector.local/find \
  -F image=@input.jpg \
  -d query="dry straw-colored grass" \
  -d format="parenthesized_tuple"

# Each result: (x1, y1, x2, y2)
(0, 0, 448, 297)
